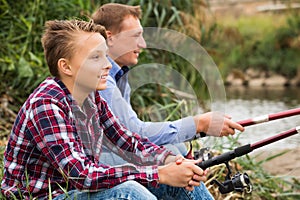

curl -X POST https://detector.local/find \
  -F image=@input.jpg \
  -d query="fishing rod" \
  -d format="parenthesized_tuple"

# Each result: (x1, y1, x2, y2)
(192, 108, 300, 139)
(237, 107, 300, 127)
(196, 126, 300, 194)
(186, 107, 300, 159)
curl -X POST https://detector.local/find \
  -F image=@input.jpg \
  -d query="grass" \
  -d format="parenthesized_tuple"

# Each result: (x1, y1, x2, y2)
(0, 146, 5, 199)
(217, 13, 287, 39)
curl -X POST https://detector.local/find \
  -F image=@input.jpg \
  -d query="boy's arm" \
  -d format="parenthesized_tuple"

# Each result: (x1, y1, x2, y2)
(31, 99, 166, 191)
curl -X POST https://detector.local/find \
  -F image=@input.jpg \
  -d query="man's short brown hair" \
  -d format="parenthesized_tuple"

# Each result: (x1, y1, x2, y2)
(92, 3, 142, 33)
(41, 19, 107, 77)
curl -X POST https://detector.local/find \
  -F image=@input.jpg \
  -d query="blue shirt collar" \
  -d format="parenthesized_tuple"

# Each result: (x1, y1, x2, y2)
(107, 55, 129, 82)
(107, 56, 121, 79)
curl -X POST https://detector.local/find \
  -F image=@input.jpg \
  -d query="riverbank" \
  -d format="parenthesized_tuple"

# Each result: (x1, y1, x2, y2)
(252, 147, 300, 179)
(225, 68, 300, 87)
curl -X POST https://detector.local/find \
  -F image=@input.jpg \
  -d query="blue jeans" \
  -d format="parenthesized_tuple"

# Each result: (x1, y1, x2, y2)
(53, 181, 156, 200)
(148, 182, 214, 200)
(53, 181, 214, 200)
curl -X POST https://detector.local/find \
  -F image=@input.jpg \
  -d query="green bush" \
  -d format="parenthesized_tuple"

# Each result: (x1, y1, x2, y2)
(211, 12, 300, 78)
(0, 0, 206, 108)
(0, 0, 96, 106)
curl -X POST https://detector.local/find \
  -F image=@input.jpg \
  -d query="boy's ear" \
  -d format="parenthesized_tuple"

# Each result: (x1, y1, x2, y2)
(106, 30, 114, 47)
(57, 58, 72, 76)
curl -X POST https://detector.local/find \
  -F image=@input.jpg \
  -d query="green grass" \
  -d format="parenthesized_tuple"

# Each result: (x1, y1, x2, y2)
(218, 14, 287, 39)
(0, 146, 5, 199)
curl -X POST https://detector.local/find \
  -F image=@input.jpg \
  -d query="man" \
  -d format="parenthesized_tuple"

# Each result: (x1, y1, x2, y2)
(92, 3, 245, 163)
(1, 19, 213, 199)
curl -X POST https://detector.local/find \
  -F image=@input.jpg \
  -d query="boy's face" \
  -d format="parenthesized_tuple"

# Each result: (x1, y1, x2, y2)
(70, 32, 111, 92)
(108, 15, 146, 67)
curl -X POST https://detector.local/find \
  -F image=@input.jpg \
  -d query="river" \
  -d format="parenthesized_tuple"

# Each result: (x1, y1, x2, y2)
(204, 86, 300, 150)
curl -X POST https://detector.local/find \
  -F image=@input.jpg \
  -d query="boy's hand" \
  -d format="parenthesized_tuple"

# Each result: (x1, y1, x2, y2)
(159, 155, 208, 191)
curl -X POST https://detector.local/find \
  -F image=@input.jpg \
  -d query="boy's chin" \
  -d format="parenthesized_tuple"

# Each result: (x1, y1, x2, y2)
(96, 85, 107, 91)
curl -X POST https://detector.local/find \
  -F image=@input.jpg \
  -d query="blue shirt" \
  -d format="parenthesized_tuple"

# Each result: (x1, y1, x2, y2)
(100, 57, 196, 146)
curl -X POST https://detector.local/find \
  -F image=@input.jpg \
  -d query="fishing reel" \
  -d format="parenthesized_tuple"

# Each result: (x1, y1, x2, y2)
(194, 147, 253, 194)
(193, 147, 213, 161)
(210, 161, 253, 194)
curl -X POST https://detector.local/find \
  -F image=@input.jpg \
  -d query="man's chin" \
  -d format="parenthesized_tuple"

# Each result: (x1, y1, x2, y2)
(129, 59, 138, 66)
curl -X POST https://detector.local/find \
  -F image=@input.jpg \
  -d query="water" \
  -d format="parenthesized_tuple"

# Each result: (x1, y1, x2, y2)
(205, 86, 300, 150)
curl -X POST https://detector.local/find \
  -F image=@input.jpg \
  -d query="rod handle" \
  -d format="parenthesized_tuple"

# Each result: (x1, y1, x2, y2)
(197, 144, 252, 170)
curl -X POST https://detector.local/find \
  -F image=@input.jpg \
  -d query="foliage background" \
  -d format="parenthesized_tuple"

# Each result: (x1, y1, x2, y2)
(1, 0, 299, 111)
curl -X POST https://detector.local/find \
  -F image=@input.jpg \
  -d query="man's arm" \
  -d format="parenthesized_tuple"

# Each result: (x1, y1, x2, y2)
(98, 92, 175, 165)
(100, 76, 196, 145)
(101, 74, 244, 140)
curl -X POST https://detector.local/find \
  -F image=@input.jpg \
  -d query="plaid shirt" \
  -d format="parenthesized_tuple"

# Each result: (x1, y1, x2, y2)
(1, 77, 172, 199)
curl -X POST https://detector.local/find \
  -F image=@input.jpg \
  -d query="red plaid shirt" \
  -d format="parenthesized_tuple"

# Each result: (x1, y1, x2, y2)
(1, 77, 172, 199)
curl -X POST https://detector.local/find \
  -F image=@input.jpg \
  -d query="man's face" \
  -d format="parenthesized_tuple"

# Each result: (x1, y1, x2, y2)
(70, 32, 111, 92)
(108, 15, 146, 67)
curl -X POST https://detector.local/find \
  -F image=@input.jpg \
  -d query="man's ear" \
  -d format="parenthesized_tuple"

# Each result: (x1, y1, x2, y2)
(106, 30, 114, 47)
(57, 58, 72, 76)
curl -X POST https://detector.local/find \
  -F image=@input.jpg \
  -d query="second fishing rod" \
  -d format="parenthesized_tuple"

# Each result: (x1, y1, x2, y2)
(196, 126, 300, 194)
(192, 107, 300, 194)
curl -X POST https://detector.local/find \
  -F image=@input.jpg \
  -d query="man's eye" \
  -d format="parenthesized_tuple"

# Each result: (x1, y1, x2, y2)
(92, 55, 100, 59)
(132, 33, 142, 38)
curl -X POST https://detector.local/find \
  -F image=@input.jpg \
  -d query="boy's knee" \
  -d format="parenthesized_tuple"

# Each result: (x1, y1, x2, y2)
(121, 180, 148, 192)
(121, 181, 157, 200)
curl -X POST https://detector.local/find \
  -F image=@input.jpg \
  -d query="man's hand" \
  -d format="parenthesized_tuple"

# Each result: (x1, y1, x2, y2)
(158, 155, 207, 191)
(194, 112, 245, 137)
